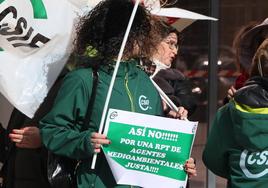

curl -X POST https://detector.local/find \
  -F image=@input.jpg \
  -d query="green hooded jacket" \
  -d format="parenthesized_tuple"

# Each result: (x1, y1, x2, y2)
(203, 77, 268, 188)
(40, 61, 163, 188)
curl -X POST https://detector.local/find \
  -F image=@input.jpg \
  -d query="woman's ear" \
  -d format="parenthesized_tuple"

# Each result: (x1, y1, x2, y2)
(133, 40, 140, 56)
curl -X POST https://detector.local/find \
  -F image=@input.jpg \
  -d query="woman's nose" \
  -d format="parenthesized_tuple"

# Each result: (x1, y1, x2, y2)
(172, 47, 178, 55)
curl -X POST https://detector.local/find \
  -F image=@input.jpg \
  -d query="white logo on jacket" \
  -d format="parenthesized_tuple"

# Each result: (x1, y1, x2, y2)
(240, 149, 268, 178)
(139, 95, 151, 111)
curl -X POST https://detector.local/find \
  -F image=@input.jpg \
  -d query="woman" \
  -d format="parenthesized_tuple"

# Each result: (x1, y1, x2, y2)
(225, 18, 268, 101)
(0, 68, 69, 188)
(0, 110, 51, 188)
(203, 38, 268, 188)
(40, 1, 196, 188)
(143, 21, 197, 117)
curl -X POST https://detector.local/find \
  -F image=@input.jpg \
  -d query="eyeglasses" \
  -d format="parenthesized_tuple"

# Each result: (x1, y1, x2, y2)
(163, 39, 179, 51)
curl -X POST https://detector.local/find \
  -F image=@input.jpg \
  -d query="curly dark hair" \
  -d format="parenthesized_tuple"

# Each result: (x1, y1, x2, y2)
(72, 0, 160, 66)
(154, 20, 180, 41)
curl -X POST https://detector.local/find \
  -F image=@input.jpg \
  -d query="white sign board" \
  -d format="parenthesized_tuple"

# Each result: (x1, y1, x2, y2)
(103, 109, 198, 188)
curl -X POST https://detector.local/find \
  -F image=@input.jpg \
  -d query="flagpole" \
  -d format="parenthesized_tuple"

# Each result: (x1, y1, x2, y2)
(150, 78, 188, 121)
(91, 0, 141, 169)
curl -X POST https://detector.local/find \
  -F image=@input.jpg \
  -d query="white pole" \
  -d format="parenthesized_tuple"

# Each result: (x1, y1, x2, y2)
(150, 78, 188, 121)
(91, 0, 141, 169)
(150, 78, 178, 111)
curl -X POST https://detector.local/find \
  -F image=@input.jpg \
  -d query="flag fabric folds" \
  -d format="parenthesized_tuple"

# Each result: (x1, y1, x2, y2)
(0, 0, 85, 117)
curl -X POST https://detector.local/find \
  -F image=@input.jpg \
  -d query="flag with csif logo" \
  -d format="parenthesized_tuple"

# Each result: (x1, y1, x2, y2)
(0, 0, 93, 117)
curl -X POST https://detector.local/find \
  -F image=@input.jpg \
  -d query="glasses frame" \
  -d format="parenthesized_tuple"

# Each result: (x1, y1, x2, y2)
(163, 39, 179, 51)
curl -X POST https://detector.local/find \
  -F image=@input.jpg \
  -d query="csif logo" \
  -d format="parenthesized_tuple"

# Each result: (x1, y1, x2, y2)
(138, 95, 151, 111)
(109, 111, 118, 120)
(0, 0, 50, 51)
(240, 149, 268, 178)
(0, 0, 47, 19)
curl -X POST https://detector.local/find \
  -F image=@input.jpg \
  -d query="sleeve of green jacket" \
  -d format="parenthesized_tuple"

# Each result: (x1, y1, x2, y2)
(39, 69, 94, 159)
(202, 105, 232, 179)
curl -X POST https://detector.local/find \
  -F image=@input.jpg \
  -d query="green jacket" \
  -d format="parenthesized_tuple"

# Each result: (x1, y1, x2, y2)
(40, 61, 163, 188)
(203, 77, 268, 188)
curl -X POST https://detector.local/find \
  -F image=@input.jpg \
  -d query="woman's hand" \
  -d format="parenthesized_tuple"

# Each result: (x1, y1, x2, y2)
(184, 158, 197, 178)
(168, 107, 188, 120)
(9, 126, 42, 149)
(227, 86, 236, 99)
(162, 101, 188, 120)
(172, 106, 188, 120)
(91, 132, 111, 153)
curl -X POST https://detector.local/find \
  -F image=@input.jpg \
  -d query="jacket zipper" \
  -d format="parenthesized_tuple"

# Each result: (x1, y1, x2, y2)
(125, 67, 135, 188)
(124, 71, 135, 112)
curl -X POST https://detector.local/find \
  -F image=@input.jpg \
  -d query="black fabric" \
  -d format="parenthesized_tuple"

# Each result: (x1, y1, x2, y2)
(234, 76, 268, 107)
(153, 68, 198, 116)
(83, 68, 99, 127)
(0, 68, 69, 188)
(47, 153, 77, 188)
(0, 123, 6, 163)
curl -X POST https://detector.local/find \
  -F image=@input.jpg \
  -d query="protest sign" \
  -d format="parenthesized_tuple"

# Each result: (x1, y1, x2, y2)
(103, 109, 198, 188)
(0, 0, 87, 117)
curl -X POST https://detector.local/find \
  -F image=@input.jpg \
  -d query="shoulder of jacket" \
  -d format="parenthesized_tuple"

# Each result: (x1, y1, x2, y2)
(215, 103, 232, 119)
(136, 68, 151, 78)
(65, 68, 93, 82)
(69, 68, 93, 76)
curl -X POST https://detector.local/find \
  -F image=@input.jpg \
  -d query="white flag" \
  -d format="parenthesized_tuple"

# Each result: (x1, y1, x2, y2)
(0, 0, 86, 117)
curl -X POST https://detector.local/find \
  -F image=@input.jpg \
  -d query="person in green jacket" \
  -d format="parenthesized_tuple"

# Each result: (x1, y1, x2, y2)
(40, 0, 196, 187)
(203, 38, 268, 188)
